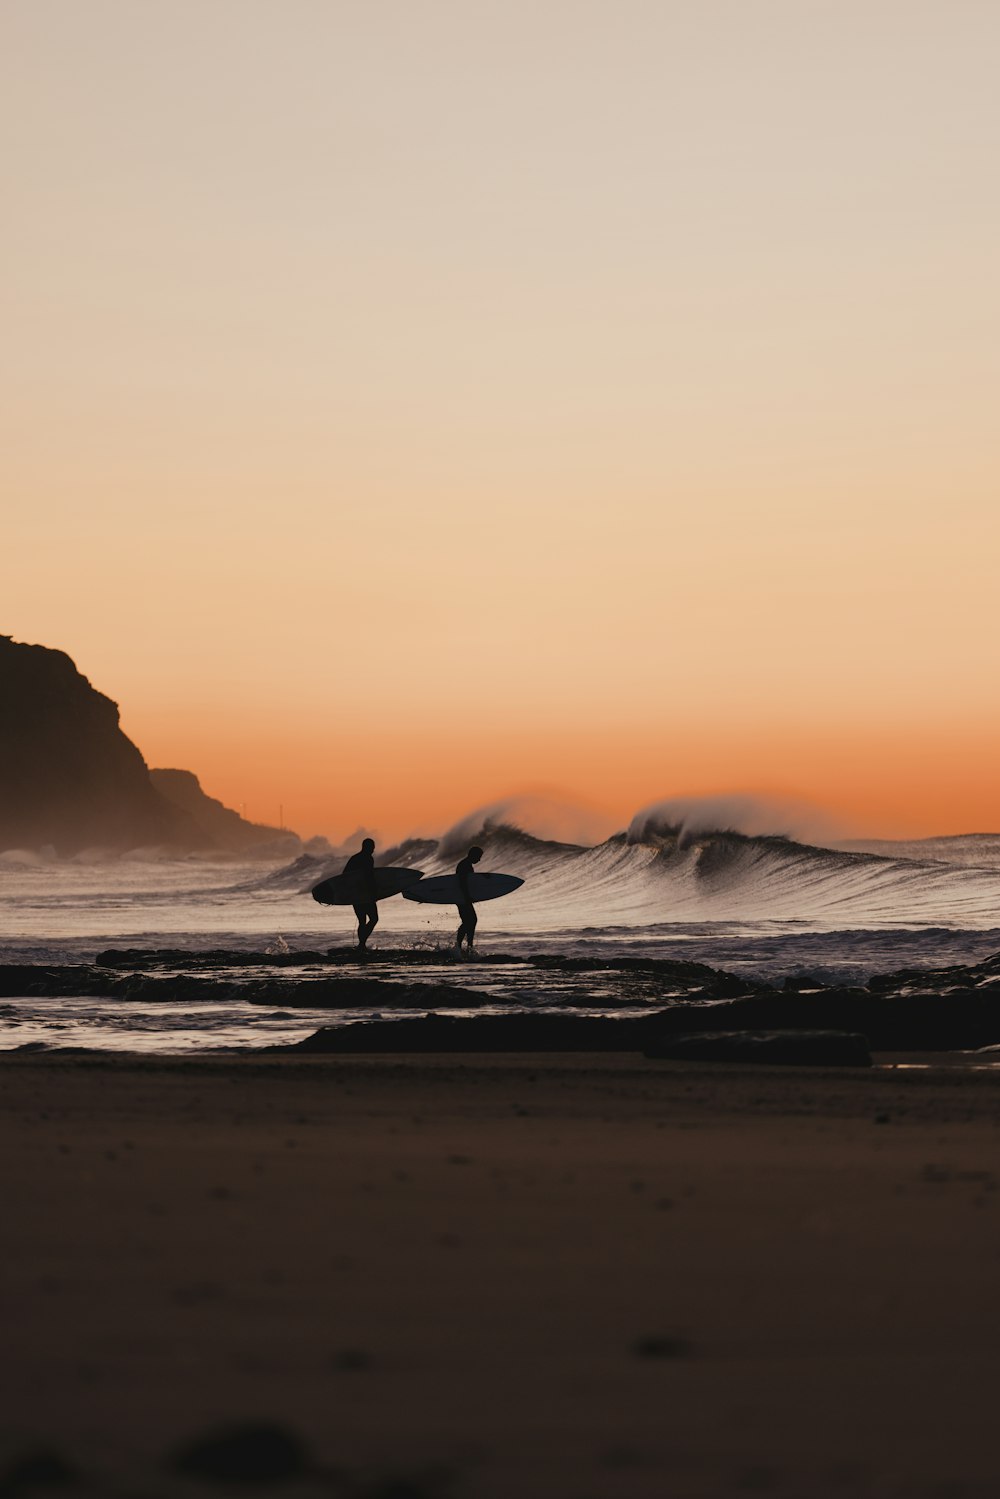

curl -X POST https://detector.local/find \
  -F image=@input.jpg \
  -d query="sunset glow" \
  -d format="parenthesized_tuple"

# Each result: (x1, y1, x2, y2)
(4, 1, 999, 841)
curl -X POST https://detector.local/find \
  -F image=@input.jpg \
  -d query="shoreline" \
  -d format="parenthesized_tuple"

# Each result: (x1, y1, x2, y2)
(5, 945, 1000, 1059)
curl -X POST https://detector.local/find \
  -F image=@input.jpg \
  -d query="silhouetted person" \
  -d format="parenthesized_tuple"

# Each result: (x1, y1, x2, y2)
(455, 845, 484, 952)
(344, 837, 378, 949)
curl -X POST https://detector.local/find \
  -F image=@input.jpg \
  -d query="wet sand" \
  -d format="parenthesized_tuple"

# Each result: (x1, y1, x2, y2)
(2, 1052, 999, 1497)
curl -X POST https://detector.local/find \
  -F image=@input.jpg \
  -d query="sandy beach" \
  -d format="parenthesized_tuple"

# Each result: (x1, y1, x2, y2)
(2, 1051, 999, 1497)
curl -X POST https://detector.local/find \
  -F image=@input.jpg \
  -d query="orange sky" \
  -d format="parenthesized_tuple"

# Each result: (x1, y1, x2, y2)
(3, 1, 999, 842)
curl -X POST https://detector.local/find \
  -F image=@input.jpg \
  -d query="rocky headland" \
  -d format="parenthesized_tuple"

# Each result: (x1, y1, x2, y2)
(0, 636, 297, 855)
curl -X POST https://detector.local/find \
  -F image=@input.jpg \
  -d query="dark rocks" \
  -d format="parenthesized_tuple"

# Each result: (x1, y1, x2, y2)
(7, 944, 1000, 1055)
(644, 1030, 872, 1067)
(866, 950, 1000, 993)
(283, 1013, 646, 1054)
(240, 979, 498, 1011)
(95, 947, 332, 969)
(90, 947, 755, 992)
(292, 1015, 872, 1064)
(0, 966, 104, 999)
(280, 988, 1000, 1056)
(701, 972, 760, 999)
(525, 952, 765, 996)
(0, 964, 497, 1012)
(645, 984, 1000, 1052)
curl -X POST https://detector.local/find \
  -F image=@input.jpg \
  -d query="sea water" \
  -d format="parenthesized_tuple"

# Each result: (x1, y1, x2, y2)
(2, 826, 1000, 1053)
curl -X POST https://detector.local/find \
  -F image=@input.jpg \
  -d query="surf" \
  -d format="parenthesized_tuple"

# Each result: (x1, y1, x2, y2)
(278, 817, 1000, 933)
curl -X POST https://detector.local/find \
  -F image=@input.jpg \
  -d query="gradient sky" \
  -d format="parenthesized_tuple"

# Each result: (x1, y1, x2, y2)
(3, 0, 999, 841)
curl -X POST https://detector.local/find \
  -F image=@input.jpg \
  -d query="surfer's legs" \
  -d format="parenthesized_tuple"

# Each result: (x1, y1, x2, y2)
(354, 903, 378, 949)
(456, 901, 477, 949)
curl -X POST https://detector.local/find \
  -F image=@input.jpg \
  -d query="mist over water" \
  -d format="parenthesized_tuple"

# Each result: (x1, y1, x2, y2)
(433, 794, 618, 855)
(626, 793, 845, 848)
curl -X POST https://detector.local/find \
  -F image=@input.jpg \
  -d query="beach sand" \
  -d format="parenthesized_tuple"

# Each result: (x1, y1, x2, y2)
(2, 1051, 999, 1497)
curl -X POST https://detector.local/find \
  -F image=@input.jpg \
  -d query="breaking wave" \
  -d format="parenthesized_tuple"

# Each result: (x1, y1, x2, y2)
(243, 816, 1000, 931)
(626, 793, 843, 848)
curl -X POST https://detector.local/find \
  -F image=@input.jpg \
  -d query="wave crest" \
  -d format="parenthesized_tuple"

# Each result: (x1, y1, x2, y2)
(627, 794, 842, 848)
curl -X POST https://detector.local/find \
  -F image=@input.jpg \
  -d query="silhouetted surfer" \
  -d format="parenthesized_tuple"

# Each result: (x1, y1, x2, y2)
(344, 838, 378, 950)
(455, 845, 484, 952)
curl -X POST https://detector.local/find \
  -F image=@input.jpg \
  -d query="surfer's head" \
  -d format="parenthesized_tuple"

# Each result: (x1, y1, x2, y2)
(361, 838, 375, 854)
(468, 846, 483, 863)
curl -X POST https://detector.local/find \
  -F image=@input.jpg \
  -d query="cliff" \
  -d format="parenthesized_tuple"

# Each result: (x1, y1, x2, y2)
(0, 636, 298, 856)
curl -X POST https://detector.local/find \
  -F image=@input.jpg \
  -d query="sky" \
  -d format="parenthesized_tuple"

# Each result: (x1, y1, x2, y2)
(3, 0, 999, 842)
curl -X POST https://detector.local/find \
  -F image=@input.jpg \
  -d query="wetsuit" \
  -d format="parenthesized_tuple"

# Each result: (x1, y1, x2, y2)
(344, 848, 378, 948)
(455, 854, 477, 949)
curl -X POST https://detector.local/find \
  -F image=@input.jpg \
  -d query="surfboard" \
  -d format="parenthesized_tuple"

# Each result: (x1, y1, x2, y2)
(311, 868, 424, 906)
(402, 872, 524, 905)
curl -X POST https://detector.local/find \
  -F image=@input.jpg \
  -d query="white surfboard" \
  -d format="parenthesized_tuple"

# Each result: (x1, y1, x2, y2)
(402, 873, 523, 905)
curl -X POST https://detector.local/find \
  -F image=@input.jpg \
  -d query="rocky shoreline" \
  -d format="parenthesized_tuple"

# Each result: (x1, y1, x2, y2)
(3, 947, 1000, 1058)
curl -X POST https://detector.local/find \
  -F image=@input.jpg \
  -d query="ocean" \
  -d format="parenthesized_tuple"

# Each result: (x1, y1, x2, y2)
(3, 823, 1000, 1054)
